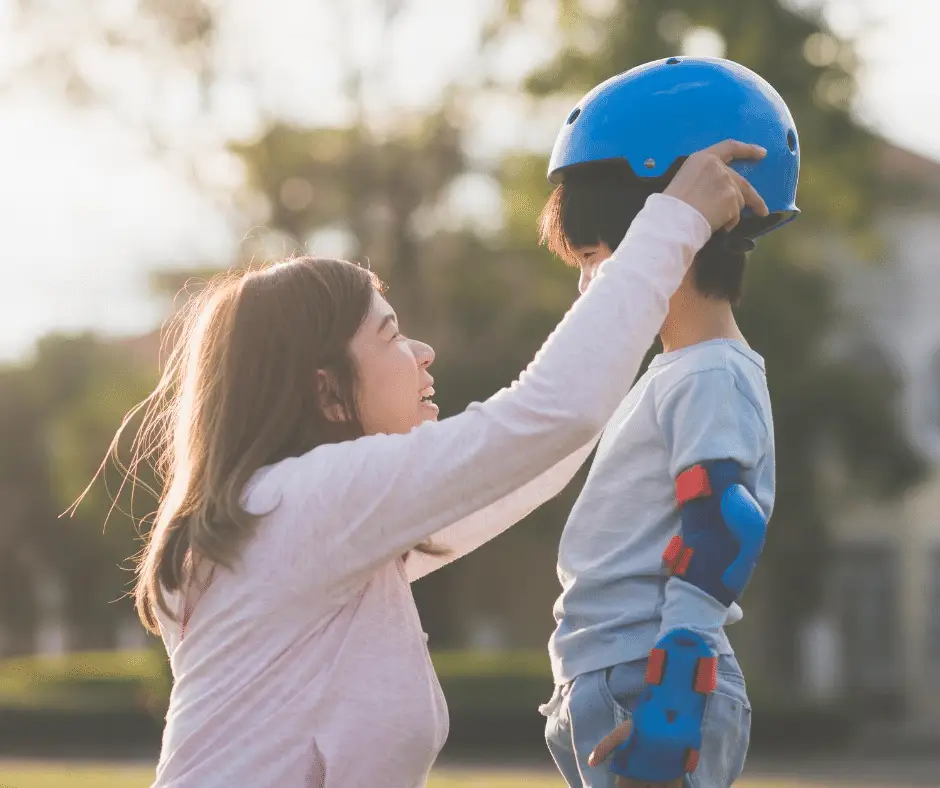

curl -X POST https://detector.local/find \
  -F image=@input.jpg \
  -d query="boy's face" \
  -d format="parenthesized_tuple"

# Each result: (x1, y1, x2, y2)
(572, 242, 612, 295)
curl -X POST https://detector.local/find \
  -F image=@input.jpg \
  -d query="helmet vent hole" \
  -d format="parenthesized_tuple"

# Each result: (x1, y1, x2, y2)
(787, 129, 797, 152)
(666, 57, 681, 65)
(567, 108, 581, 124)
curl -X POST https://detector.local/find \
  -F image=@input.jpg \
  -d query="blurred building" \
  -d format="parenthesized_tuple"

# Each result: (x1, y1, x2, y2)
(817, 141, 940, 733)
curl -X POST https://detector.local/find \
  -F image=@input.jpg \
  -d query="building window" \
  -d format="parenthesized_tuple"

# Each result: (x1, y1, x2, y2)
(930, 549, 940, 668)
(931, 349, 940, 432)
(835, 546, 900, 694)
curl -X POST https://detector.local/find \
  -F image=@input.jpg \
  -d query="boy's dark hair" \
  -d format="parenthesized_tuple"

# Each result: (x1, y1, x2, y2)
(538, 161, 753, 304)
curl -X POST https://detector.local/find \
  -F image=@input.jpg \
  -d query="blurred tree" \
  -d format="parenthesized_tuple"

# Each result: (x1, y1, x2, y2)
(232, 117, 464, 325)
(2, 0, 217, 161)
(0, 365, 49, 654)
(7, 335, 159, 651)
(43, 338, 159, 650)
(492, 0, 926, 685)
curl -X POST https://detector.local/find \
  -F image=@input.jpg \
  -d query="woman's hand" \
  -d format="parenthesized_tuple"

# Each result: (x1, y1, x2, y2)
(663, 139, 769, 232)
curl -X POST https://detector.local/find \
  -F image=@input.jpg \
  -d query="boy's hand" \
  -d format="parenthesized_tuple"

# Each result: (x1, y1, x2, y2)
(663, 140, 769, 232)
(587, 719, 683, 788)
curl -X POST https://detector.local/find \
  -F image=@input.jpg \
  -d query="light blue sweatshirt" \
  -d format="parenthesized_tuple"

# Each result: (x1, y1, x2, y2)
(548, 339, 775, 684)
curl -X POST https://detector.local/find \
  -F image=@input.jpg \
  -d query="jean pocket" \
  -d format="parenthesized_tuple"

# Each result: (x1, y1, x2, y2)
(596, 661, 648, 726)
(688, 688, 752, 788)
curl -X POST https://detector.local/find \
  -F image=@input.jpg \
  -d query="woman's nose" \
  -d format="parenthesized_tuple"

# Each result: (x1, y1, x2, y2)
(411, 339, 435, 367)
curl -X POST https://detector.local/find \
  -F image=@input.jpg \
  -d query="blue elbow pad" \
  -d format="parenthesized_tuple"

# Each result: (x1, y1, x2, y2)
(662, 460, 768, 607)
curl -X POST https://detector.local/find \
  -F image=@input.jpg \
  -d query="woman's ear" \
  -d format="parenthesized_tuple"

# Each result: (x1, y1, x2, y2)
(316, 369, 348, 423)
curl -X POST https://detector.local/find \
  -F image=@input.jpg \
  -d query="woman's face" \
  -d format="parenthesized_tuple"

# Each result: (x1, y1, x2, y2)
(348, 290, 438, 435)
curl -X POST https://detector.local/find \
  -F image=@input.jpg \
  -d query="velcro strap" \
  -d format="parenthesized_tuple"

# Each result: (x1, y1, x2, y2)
(662, 535, 693, 577)
(675, 464, 712, 507)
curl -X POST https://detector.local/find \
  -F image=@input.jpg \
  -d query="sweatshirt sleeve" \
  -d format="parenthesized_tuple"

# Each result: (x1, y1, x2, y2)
(261, 195, 713, 599)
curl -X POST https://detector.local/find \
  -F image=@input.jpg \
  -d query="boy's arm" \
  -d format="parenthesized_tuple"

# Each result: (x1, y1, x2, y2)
(654, 367, 771, 649)
(604, 367, 771, 785)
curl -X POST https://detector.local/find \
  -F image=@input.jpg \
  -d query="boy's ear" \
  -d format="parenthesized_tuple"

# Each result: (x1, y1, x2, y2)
(316, 369, 348, 423)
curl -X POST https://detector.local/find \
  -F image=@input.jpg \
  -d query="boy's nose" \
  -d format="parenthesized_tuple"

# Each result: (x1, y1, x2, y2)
(579, 265, 597, 295)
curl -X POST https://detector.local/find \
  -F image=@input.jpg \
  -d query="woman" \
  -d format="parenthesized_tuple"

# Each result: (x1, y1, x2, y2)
(98, 142, 766, 787)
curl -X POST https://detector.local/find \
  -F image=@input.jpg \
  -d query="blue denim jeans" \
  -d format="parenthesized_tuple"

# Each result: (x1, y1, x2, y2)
(541, 654, 751, 787)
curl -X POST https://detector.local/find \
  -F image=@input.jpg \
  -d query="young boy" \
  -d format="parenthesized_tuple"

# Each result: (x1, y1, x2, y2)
(537, 57, 801, 788)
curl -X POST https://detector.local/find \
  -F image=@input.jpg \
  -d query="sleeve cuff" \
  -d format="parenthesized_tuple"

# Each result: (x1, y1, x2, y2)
(644, 193, 713, 249)
(655, 577, 728, 653)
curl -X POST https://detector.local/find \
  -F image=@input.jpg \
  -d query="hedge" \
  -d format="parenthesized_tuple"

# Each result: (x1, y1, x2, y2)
(0, 648, 171, 719)
(0, 649, 857, 756)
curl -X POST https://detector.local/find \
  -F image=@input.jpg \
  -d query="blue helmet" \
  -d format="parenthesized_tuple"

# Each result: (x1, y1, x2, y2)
(548, 56, 800, 238)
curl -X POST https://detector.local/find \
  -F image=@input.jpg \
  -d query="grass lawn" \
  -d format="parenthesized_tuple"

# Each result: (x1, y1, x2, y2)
(0, 761, 886, 788)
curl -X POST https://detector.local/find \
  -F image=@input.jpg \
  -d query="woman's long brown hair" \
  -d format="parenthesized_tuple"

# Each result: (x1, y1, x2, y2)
(78, 257, 443, 635)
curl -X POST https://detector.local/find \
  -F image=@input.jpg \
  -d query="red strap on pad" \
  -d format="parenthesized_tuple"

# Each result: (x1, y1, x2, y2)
(646, 647, 667, 685)
(664, 464, 713, 577)
(662, 535, 694, 577)
(693, 656, 718, 694)
(675, 464, 712, 506)
(663, 535, 684, 566)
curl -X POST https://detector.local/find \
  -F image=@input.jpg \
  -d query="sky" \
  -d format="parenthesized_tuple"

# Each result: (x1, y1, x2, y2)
(0, 0, 937, 364)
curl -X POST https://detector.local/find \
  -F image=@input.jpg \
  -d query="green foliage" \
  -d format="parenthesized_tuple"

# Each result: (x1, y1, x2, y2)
(231, 115, 467, 323)
(433, 649, 551, 679)
(433, 650, 552, 715)
(0, 334, 160, 651)
(0, 649, 170, 718)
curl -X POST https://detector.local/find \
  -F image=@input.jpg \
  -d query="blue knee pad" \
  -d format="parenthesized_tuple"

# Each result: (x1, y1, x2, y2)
(663, 460, 767, 607)
(610, 629, 717, 782)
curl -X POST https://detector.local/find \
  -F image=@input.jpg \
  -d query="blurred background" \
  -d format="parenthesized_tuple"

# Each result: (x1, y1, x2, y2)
(1, 0, 940, 785)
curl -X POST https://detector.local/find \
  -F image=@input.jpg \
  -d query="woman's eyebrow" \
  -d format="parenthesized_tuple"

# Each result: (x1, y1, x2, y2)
(377, 313, 398, 334)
